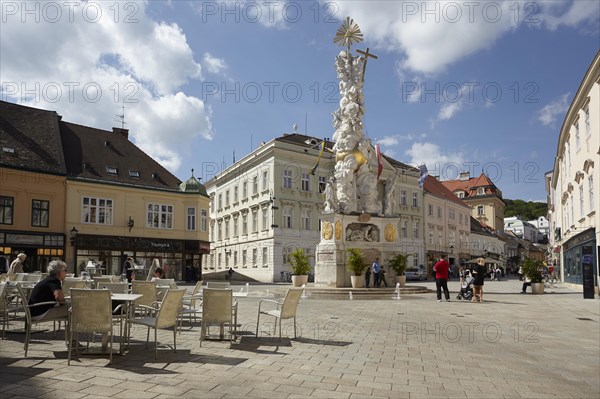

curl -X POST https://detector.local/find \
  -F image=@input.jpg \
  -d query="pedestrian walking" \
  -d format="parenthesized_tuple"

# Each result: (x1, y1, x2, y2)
(434, 254, 450, 302)
(472, 258, 486, 302)
(8, 253, 26, 274)
(379, 266, 388, 288)
(364, 265, 371, 288)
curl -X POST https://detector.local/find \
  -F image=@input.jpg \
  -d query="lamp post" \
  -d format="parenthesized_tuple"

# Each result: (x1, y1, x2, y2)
(69, 227, 78, 276)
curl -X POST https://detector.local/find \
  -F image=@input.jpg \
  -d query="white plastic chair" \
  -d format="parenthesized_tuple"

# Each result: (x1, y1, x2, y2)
(256, 287, 303, 339)
(131, 289, 185, 359)
(68, 288, 114, 364)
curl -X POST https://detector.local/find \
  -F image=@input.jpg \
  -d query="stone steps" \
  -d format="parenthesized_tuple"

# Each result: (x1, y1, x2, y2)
(305, 285, 430, 300)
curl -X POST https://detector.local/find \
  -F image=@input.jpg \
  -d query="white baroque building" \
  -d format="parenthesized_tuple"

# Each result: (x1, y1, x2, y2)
(204, 133, 425, 282)
(548, 50, 599, 289)
(204, 133, 334, 282)
(504, 217, 540, 243)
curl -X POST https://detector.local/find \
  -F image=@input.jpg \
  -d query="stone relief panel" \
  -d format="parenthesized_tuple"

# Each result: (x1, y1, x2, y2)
(345, 223, 379, 242)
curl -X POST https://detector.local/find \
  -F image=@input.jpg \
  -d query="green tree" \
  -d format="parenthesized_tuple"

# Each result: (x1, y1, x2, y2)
(504, 199, 547, 221)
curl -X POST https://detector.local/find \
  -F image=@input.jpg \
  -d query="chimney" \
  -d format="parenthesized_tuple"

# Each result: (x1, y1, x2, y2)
(112, 127, 129, 139)
(459, 171, 470, 181)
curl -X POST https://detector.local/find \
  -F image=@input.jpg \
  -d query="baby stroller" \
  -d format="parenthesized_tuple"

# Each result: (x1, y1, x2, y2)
(456, 276, 474, 300)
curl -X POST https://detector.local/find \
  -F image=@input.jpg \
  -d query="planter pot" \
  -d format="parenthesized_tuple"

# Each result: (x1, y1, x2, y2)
(292, 275, 308, 287)
(395, 275, 406, 287)
(350, 275, 364, 288)
(531, 282, 545, 294)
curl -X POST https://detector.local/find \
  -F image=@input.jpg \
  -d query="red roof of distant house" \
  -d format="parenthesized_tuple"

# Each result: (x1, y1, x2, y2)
(440, 173, 500, 198)
(423, 176, 470, 208)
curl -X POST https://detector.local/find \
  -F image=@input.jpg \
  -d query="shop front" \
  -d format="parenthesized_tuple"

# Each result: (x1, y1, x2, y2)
(74, 234, 210, 281)
(0, 230, 65, 272)
(562, 228, 597, 286)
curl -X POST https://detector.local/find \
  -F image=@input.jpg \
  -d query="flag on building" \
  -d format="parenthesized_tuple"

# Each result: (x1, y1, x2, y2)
(310, 141, 326, 175)
(418, 164, 428, 188)
(376, 144, 383, 180)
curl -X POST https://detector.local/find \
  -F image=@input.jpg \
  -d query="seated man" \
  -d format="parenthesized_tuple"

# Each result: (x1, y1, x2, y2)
(28, 260, 69, 321)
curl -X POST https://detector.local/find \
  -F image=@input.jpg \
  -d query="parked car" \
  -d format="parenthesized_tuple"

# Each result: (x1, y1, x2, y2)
(405, 267, 427, 281)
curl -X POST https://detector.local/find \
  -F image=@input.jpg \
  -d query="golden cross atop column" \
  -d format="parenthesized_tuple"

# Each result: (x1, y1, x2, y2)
(356, 47, 378, 82)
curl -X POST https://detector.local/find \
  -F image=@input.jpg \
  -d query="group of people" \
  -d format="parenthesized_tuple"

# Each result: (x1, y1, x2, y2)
(364, 257, 388, 288)
(435, 255, 486, 302)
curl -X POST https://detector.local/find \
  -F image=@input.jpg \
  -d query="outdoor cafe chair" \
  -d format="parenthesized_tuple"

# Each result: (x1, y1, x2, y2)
(0, 283, 21, 339)
(131, 289, 185, 359)
(68, 288, 114, 364)
(199, 288, 235, 347)
(93, 276, 116, 288)
(256, 287, 303, 339)
(61, 280, 88, 296)
(178, 280, 203, 333)
(97, 282, 129, 294)
(131, 281, 157, 315)
(14, 284, 68, 356)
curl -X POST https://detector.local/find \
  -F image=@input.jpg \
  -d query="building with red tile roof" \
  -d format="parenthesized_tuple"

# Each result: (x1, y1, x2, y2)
(440, 171, 505, 232)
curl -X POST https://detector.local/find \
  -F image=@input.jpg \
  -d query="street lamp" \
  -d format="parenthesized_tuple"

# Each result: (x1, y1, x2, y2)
(69, 227, 78, 275)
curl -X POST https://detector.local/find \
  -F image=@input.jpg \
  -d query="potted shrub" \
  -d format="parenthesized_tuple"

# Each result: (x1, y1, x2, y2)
(288, 248, 311, 287)
(346, 248, 366, 288)
(389, 254, 408, 287)
(521, 258, 544, 294)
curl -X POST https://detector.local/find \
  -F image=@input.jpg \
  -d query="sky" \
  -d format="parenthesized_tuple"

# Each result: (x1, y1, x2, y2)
(1, 0, 599, 202)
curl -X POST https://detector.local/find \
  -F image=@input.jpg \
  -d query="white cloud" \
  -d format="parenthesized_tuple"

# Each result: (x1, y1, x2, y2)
(404, 142, 465, 178)
(0, 1, 212, 172)
(376, 134, 415, 147)
(203, 53, 228, 74)
(331, 1, 598, 75)
(438, 102, 463, 121)
(537, 93, 570, 127)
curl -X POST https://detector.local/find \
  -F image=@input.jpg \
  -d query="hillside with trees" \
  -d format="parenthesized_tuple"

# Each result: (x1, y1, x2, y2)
(504, 199, 548, 220)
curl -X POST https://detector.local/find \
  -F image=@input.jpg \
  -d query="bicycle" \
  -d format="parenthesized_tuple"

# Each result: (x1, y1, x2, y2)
(544, 273, 558, 285)
(280, 271, 292, 283)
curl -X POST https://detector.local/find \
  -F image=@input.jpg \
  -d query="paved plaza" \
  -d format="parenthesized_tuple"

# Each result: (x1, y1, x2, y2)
(1, 279, 598, 399)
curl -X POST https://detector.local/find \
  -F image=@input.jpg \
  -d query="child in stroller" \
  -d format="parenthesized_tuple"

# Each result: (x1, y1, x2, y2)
(456, 275, 474, 300)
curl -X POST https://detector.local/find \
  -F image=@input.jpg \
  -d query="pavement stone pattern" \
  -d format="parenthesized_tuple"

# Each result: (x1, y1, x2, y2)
(0, 279, 598, 399)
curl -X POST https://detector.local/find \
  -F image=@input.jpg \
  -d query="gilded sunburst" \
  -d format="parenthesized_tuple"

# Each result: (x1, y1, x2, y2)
(334, 17, 363, 50)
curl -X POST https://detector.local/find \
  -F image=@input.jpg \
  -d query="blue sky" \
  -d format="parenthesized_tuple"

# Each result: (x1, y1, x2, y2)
(1, 1, 599, 202)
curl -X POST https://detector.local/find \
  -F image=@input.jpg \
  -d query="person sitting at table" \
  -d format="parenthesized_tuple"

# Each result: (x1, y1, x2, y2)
(152, 267, 165, 280)
(28, 260, 75, 345)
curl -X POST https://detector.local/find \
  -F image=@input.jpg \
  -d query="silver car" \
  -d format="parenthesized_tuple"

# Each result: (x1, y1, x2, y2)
(405, 267, 427, 281)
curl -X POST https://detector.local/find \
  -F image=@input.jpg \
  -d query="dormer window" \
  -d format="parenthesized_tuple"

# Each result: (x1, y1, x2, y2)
(106, 166, 118, 175)
(129, 170, 140, 178)
(477, 187, 485, 195)
(457, 191, 464, 198)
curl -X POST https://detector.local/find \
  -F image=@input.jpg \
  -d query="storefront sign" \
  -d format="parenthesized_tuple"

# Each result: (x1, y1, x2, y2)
(6, 234, 44, 245)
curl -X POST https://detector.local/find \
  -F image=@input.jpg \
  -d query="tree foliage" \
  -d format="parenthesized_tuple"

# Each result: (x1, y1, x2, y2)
(504, 199, 547, 221)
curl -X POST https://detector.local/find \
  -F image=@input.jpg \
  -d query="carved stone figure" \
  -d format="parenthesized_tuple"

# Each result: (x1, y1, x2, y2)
(324, 177, 337, 213)
(384, 172, 402, 215)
